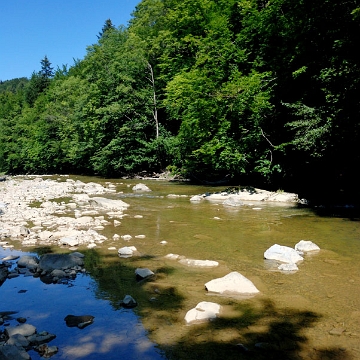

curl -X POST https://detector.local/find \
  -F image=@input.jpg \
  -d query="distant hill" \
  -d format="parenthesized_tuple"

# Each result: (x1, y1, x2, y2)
(0, 77, 29, 93)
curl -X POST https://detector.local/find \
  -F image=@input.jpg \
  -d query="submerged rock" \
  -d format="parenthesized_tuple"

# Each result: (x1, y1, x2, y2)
(38, 253, 84, 272)
(205, 271, 259, 295)
(121, 295, 137, 308)
(178, 258, 219, 268)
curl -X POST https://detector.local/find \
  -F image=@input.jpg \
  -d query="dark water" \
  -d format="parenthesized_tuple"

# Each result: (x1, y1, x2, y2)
(1, 177, 360, 359)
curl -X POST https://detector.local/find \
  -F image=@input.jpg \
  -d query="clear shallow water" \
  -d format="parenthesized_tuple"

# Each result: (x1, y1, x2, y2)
(1, 177, 360, 359)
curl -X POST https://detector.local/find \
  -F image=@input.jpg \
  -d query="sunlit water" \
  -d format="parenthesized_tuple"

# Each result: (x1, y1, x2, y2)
(1, 177, 360, 359)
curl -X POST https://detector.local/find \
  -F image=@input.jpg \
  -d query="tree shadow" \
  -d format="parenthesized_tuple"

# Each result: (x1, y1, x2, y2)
(79, 249, 352, 360)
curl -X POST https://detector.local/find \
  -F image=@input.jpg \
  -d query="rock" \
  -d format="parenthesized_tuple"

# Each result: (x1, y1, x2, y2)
(295, 240, 320, 252)
(121, 234, 132, 241)
(121, 295, 137, 308)
(27, 332, 56, 345)
(190, 195, 203, 202)
(34, 344, 58, 358)
(17, 255, 39, 270)
(205, 271, 260, 295)
(264, 244, 303, 264)
(1, 265, 8, 285)
(135, 268, 154, 280)
(64, 315, 94, 329)
(0, 344, 30, 360)
(89, 197, 129, 210)
(118, 246, 137, 257)
(6, 323, 37, 337)
(38, 253, 84, 272)
(184, 301, 221, 324)
(223, 196, 244, 207)
(1, 255, 20, 261)
(164, 253, 181, 260)
(6, 333, 30, 348)
(59, 235, 79, 247)
(178, 259, 219, 268)
(132, 183, 151, 192)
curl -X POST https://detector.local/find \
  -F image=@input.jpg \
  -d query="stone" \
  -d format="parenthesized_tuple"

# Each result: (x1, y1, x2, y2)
(264, 244, 303, 264)
(295, 240, 320, 252)
(132, 183, 151, 192)
(38, 253, 84, 272)
(190, 195, 203, 202)
(17, 255, 39, 270)
(118, 246, 137, 257)
(184, 301, 221, 324)
(135, 268, 154, 280)
(178, 259, 219, 268)
(64, 315, 94, 329)
(6, 333, 30, 347)
(121, 295, 137, 308)
(27, 332, 56, 345)
(5, 323, 36, 337)
(205, 271, 260, 295)
(0, 344, 30, 360)
(121, 234, 132, 241)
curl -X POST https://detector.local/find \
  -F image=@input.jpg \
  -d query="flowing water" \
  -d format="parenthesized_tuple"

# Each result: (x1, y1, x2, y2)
(1, 177, 360, 359)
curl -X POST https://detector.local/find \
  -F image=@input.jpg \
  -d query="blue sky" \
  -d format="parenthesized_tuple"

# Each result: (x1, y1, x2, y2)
(0, 0, 140, 81)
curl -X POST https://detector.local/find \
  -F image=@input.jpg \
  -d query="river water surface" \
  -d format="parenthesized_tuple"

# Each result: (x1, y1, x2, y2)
(1, 177, 360, 359)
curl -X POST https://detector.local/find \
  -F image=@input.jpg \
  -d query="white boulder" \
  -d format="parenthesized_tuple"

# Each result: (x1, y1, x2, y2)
(264, 244, 303, 264)
(184, 301, 221, 324)
(132, 183, 151, 192)
(135, 268, 154, 279)
(295, 240, 320, 252)
(223, 196, 243, 207)
(118, 246, 137, 257)
(205, 271, 259, 295)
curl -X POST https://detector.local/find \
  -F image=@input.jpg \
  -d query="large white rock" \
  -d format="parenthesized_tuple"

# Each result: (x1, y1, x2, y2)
(295, 240, 320, 252)
(264, 244, 303, 264)
(118, 246, 137, 256)
(132, 183, 151, 192)
(205, 271, 259, 295)
(184, 301, 221, 324)
(135, 268, 154, 279)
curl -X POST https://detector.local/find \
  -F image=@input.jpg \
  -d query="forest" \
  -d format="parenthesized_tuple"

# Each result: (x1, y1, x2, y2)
(1, 0, 359, 204)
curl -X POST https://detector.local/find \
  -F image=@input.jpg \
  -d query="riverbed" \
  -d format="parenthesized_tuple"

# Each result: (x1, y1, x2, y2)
(1, 176, 360, 359)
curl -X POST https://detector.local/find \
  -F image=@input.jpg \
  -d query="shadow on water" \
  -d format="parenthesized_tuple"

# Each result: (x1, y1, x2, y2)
(80, 249, 351, 360)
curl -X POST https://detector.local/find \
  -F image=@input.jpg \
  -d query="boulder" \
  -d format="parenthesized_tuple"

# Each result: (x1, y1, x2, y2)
(132, 183, 151, 192)
(0, 344, 30, 360)
(264, 244, 303, 264)
(17, 255, 39, 271)
(64, 315, 94, 329)
(5, 323, 36, 337)
(121, 295, 137, 308)
(38, 253, 84, 272)
(205, 271, 260, 295)
(295, 240, 320, 252)
(118, 246, 137, 257)
(135, 268, 154, 280)
(184, 301, 221, 324)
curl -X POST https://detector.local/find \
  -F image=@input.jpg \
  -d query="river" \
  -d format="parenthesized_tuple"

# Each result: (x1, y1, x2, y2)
(1, 176, 359, 359)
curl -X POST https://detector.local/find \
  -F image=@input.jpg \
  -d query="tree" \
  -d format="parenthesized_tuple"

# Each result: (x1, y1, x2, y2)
(97, 19, 115, 39)
(24, 56, 54, 106)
